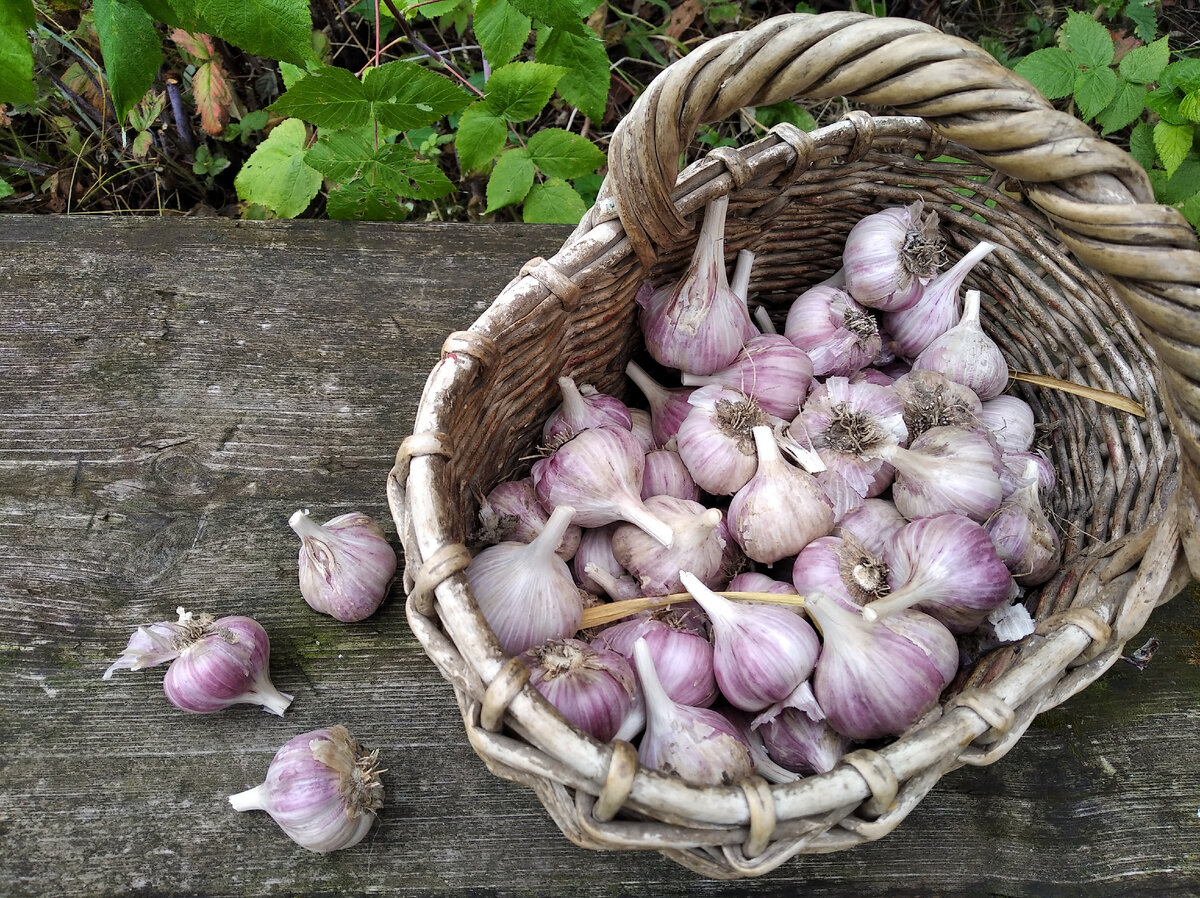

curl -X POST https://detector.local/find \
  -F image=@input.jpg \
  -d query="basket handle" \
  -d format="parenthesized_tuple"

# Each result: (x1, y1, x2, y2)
(604, 10, 1200, 487)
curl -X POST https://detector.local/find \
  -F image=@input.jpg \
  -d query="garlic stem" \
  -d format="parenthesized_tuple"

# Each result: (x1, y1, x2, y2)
(288, 508, 325, 541)
(625, 360, 670, 407)
(961, 288, 982, 326)
(246, 680, 295, 717)
(731, 249, 755, 303)
(699, 195, 732, 290)
(534, 505, 579, 560)
(753, 305, 777, 334)
(750, 423, 782, 471)
(228, 783, 270, 813)
(579, 590, 807, 628)
(616, 501, 674, 547)
(556, 376, 590, 423)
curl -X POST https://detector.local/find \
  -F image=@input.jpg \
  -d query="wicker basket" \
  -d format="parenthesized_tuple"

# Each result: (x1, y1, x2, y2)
(388, 12, 1200, 879)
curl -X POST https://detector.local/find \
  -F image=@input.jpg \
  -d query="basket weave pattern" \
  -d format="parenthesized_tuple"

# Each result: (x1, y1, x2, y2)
(388, 13, 1200, 878)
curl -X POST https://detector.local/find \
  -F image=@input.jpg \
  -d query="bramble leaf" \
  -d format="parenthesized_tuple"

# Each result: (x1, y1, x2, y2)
(485, 148, 535, 212)
(1162, 58, 1200, 93)
(171, 31, 235, 135)
(753, 99, 817, 132)
(326, 182, 410, 221)
(1154, 120, 1194, 178)
(305, 130, 455, 200)
(484, 61, 566, 121)
(522, 178, 586, 223)
(1145, 85, 1184, 125)
(0, 177, 14, 199)
(1157, 156, 1200, 204)
(1119, 36, 1169, 85)
(1094, 79, 1147, 134)
(131, 0, 203, 30)
(362, 61, 471, 132)
(268, 66, 369, 128)
(527, 128, 605, 179)
(1074, 65, 1118, 121)
(1124, 0, 1157, 43)
(193, 0, 315, 67)
(475, 0, 531, 68)
(1013, 48, 1076, 100)
(455, 102, 508, 172)
(507, 0, 589, 34)
(94, 0, 162, 124)
(534, 26, 610, 122)
(0, 0, 35, 106)
(234, 118, 322, 218)
(1129, 121, 1156, 170)
(1180, 90, 1200, 124)
(1060, 11, 1114, 70)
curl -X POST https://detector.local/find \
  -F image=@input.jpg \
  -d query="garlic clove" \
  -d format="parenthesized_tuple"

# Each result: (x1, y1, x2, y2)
(228, 725, 383, 852)
(290, 509, 398, 622)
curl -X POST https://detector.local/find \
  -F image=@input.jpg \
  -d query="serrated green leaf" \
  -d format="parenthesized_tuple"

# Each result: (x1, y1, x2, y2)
(1119, 36, 1169, 84)
(522, 178, 586, 222)
(1060, 11, 1114, 69)
(1180, 90, 1200, 124)
(1075, 65, 1119, 121)
(1157, 156, 1200, 204)
(362, 60, 470, 131)
(475, 0, 531, 68)
(1130, 120, 1156, 170)
(194, 0, 315, 67)
(1145, 85, 1184, 125)
(1163, 58, 1200, 93)
(753, 99, 817, 132)
(527, 128, 605, 179)
(0, 177, 14, 199)
(484, 61, 566, 121)
(507, 0, 588, 34)
(234, 118, 322, 218)
(1154, 120, 1194, 178)
(94, 0, 162, 124)
(1182, 191, 1200, 230)
(1125, 0, 1157, 43)
(268, 67, 368, 128)
(305, 131, 454, 200)
(326, 182, 411, 221)
(0, 0, 35, 106)
(534, 26, 610, 122)
(1094, 79, 1147, 134)
(395, 0, 463, 17)
(131, 0, 203, 30)
(455, 102, 507, 172)
(485, 148, 535, 212)
(278, 61, 307, 90)
(1013, 48, 1076, 100)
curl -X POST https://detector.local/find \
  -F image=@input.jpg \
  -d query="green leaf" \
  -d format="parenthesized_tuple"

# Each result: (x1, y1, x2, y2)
(362, 60, 471, 131)
(484, 61, 566, 121)
(1182, 191, 1200, 231)
(1162, 58, 1200, 93)
(455, 102, 508, 172)
(753, 99, 817, 132)
(507, 0, 588, 34)
(1125, 0, 1157, 43)
(534, 26, 610, 123)
(475, 0, 531, 68)
(1145, 85, 1184, 125)
(268, 66, 368, 128)
(94, 0, 162, 125)
(1180, 90, 1200, 124)
(1094, 78, 1146, 134)
(131, 0, 203, 30)
(1059, 11, 1114, 69)
(194, 0, 315, 67)
(0, 0, 35, 106)
(1154, 120, 1194, 178)
(1074, 65, 1119, 121)
(234, 118, 322, 218)
(305, 131, 455, 200)
(522, 178, 586, 222)
(241, 109, 270, 131)
(279, 61, 308, 90)
(326, 182, 411, 221)
(1119, 36, 1169, 85)
(1013, 48, 1076, 100)
(0, 177, 14, 199)
(485, 148, 535, 212)
(1157, 156, 1200, 204)
(395, 0, 463, 17)
(527, 128, 605, 179)
(1129, 120, 1156, 170)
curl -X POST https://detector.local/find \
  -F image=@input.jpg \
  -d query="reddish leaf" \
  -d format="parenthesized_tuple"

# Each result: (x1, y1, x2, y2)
(193, 59, 234, 135)
(170, 29, 215, 64)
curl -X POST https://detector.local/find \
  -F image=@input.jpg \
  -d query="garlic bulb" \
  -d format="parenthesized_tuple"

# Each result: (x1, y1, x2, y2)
(804, 590, 959, 741)
(625, 360, 693, 449)
(883, 240, 997, 360)
(637, 195, 757, 375)
(571, 523, 625, 595)
(912, 289, 1008, 401)
(465, 504, 584, 655)
(986, 460, 1062, 586)
(582, 560, 643, 601)
(542, 376, 633, 445)
(843, 200, 946, 311)
(532, 426, 674, 546)
(834, 498, 906, 558)
(629, 407, 655, 452)
(611, 495, 726, 595)
(727, 571, 798, 595)
(675, 385, 770, 495)
(289, 509, 398, 622)
(593, 612, 717, 707)
(979, 394, 1036, 454)
(682, 571, 821, 720)
(863, 512, 1017, 633)
(791, 534, 891, 609)
(680, 334, 814, 420)
(228, 725, 383, 852)
(728, 425, 834, 563)
(784, 284, 882, 377)
(477, 476, 582, 560)
(793, 376, 908, 500)
(1000, 449, 1056, 499)
(891, 369, 983, 442)
(875, 425, 1003, 523)
(520, 638, 638, 742)
(723, 706, 803, 784)
(641, 448, 701, 502)
(631, 637, 753, 786)
(114, 608, 294, 716)
(757, 707, 851, 775)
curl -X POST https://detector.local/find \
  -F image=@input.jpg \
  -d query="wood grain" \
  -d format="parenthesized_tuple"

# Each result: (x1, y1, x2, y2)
(0, 215, 1196, 895)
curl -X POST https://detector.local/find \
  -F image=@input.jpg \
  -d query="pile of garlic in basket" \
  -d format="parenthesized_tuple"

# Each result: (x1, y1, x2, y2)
(466, 194, 1061, 785)
(102, 508, 398, 851)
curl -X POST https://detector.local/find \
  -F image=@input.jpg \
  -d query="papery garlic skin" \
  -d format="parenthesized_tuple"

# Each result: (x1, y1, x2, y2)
(843, 200, 946, 311)
(680, 334, 814, 420)
(290, 510, 398, 622)
(228, 725, 383, 853)
(103, 611, 190, 680)
(912, 289, 1008, 401)
(162, 612, 294, 716)
(466, 504, 584, 656)
(784, 284, 882, 377)
(631, 637, 753, 786)
(675, 385, 770, 495)
(521, 638, 638, 743)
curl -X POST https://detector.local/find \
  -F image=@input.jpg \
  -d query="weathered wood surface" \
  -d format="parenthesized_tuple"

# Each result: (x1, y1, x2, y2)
(0, 214, 1197, 896)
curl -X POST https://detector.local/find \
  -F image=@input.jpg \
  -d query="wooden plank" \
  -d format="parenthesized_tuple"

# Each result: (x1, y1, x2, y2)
(0, 214, 1197, 895)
